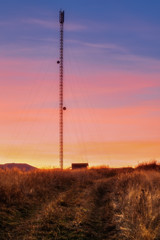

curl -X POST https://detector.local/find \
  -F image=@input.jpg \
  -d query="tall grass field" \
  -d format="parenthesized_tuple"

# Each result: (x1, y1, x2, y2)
(0, 163, 160, 239)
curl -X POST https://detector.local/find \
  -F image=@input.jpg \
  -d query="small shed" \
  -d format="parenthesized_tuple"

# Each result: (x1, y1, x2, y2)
(72, 163, 88, 170)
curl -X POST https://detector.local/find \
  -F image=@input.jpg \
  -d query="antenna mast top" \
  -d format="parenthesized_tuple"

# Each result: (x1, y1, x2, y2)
(59, 10, 64, 24)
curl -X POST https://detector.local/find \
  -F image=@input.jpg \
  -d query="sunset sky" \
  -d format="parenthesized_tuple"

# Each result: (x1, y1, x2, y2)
(0, 0, 160, 168)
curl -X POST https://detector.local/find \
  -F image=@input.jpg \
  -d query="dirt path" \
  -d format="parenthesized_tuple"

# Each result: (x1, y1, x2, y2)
(81, 178, 118, 240)
(9, 184, 88, 240)
(5, 177, 120, 240)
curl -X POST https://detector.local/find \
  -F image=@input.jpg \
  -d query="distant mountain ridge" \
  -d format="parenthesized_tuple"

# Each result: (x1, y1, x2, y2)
(0, 163, 37, 171)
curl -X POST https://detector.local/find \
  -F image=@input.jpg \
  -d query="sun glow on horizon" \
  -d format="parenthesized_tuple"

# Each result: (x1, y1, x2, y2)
(0, 141, 160, 169)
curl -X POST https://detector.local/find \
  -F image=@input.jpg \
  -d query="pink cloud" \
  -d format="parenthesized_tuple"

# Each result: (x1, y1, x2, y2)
(0, 57, 159, 147)
(0, 58, 160, 113)
(64, 71, 160, 101)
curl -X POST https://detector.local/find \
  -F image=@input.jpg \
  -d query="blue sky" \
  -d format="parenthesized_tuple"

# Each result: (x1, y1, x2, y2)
(0, 0, 160, 62)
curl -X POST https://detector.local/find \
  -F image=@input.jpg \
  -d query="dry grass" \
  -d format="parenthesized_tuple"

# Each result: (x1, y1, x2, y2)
(0, 165, 160, 239)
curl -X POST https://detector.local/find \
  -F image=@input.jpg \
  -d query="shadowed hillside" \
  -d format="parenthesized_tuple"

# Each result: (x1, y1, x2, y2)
(0, 164, 160, 239)
(0, 163, 37, 172)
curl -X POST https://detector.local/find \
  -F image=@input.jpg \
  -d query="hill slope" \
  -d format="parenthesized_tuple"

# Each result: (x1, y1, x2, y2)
(0, 163, 37, 171)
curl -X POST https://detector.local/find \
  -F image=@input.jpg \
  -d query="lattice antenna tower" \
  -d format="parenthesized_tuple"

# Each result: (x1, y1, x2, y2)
(57, 10, 65, 169)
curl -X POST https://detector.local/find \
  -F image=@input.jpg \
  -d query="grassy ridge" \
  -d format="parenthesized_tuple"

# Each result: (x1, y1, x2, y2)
(0, 165, 160, 239)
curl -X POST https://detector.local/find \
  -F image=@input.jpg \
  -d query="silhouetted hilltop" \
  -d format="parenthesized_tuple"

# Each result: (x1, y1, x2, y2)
(0, 163, 37, 171)
(136, 161, 160, 171)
